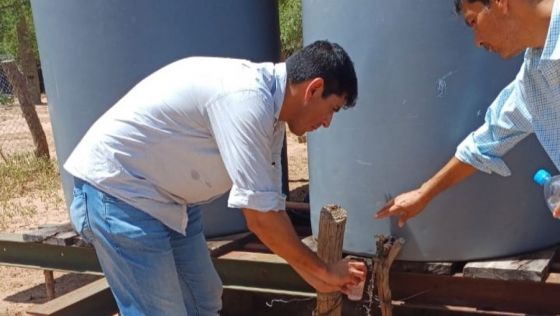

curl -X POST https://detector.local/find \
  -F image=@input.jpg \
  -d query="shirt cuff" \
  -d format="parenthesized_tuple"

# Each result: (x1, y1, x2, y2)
(455, 133, 512, 177)
(227, 185, 286, 211)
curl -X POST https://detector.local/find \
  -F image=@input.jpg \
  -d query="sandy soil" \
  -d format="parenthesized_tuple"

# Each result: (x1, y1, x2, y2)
(0, 98, 309, 315)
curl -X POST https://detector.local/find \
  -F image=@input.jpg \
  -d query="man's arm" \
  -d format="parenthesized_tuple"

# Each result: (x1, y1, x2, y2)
(242, 208, 365, 293)
(375, 157, 476, 227)
(376, 70, 535, 227)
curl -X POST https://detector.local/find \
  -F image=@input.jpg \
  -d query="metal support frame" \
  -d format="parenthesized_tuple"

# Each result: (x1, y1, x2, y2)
(214, 251, 313, 293)
(391, 271, 560, 315)
(3, 233, 560, 315)
(0, 233, 102, 274)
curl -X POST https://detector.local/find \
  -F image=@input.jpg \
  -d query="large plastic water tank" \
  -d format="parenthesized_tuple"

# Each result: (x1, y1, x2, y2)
(31, 0, 280, 237)
(305, 0, 560, 260)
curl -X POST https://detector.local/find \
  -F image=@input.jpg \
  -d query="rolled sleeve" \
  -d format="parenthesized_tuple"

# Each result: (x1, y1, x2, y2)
(207, 90, 285, 212)
(455, 77, 533, 176)
(228, 185, 286, 211)
(455, 133, 512, 176)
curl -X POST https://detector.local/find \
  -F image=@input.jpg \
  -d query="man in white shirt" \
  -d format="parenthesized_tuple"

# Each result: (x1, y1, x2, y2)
(65, 40, 365, 315)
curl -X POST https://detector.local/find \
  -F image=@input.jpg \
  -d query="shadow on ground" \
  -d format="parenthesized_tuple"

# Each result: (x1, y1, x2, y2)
(5, 273, 102, 304)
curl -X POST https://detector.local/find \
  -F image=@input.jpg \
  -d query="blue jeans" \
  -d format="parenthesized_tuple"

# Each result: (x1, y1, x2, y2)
(69, 178, 222, 316)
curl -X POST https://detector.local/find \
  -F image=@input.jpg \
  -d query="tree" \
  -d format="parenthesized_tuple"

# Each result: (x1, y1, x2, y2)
(0, 0, 41, 104)
(2, 60, 48, 158)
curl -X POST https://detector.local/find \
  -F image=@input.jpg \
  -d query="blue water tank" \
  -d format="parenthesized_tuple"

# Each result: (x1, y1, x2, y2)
(31, 0, 280, 237)
(304, 0, 560, 260)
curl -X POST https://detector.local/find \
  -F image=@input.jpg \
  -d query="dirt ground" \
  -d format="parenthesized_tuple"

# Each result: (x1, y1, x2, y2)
(0, 99, 309, 316)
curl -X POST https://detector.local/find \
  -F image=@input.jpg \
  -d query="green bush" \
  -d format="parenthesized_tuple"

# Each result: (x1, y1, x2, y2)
(0, 0, 38, 61)
(279, 0, 302, 60)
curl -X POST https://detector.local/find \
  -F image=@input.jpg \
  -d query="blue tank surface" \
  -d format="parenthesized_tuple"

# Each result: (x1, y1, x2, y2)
(31, 0, 280, 237)
(304, 0, 560, 260)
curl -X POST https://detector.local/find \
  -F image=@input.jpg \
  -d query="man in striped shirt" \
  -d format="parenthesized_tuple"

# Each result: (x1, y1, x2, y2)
(377, 0, 560, 225)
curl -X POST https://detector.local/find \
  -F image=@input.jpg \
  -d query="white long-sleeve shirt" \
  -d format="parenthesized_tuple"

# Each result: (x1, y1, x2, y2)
(64, 57, 287, 233)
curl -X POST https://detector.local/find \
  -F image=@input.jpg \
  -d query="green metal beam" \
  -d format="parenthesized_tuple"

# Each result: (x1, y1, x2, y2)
(0, 234, 312, 292)
(0, 233, 102, 274)
(213, 252, 312, 293)
(4, 233, 560, 314)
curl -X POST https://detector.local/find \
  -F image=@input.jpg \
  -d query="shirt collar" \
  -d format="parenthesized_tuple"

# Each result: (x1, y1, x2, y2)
(533, 0, 560, 62)
(272, 63, 287, 120)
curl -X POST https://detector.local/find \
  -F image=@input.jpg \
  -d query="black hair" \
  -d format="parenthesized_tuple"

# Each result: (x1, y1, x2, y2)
(285, 40, 358, 108)
(454, 0, 490, 14)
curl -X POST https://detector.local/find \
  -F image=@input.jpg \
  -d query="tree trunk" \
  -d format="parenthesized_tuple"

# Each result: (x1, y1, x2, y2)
(2, 60, 49, 159)
(15, 0, 41, 104)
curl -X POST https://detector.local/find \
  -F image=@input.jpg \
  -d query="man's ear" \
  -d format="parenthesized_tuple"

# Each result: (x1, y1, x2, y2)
(493, 0, 509, 14)
(304, 78, 324, 102)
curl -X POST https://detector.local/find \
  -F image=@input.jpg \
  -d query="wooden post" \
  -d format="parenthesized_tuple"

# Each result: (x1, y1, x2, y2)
(313, 204, 347, 316)
(1, 60, 49, 159)
(374, 235, 405, 316)
(43, 270, 55, 300)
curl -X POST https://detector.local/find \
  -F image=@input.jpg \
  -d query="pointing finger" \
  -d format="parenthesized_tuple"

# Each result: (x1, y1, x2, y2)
(398, 212, 409, 228)
(375, 201, 397, 219)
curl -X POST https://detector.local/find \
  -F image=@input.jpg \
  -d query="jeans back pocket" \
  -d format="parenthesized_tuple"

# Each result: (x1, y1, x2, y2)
(69, 187, 95, 243)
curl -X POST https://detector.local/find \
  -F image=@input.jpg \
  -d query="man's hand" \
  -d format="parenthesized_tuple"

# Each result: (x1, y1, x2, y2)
(293, 258, 365, 293)
(242, 208, 366, 294)
(325, 259, 366, 294)
(375, 157, 477, 227)
(375, 188, 430, 227)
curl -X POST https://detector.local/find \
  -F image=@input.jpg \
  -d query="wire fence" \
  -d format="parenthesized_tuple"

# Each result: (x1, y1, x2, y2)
(0, 59, 51, 161)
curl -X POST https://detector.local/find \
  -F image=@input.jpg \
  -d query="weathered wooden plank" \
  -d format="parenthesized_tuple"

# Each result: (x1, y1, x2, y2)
(463, 247, 557, 282)
(0, 233, 25, 242)
(71, 236, 93, 248)
(22, 223, 74, 243)
(44, 231, 79, 246)
(26, 278, 117, 316)
(392, 260, 460, 275)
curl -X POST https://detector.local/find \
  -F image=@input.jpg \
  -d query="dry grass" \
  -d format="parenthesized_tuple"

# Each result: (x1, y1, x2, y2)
(0, 154, 63, 230)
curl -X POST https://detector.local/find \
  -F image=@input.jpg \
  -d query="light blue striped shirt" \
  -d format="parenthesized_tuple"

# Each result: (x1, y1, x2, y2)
(64, 57, 287, 234)
(456, 0, 560, 176)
